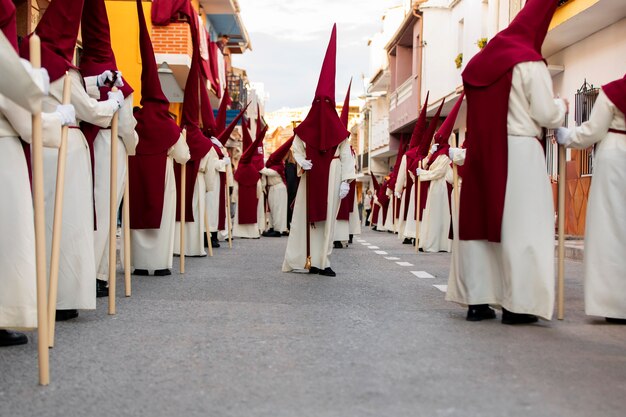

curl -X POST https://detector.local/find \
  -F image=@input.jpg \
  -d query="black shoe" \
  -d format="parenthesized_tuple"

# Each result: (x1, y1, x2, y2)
(318, 267, 336, 277)
(204, 234, 209, 248)
(154, 269, 172, 276)
(308, 266, 320, 274)
(281, 231, 289, 236)
(372, 226, 377, 231)
(402, 238, 412, 245)
(263, 230, 282, 237)
(333, 241, 343, 249)
(0, 330, 28, 347)
(466, 305, 496, 322)
(501, 308, 538, 325)
(348, 234, 353, 244)
(56, 309, 79, 321)
(96, 279, 108, 298)
(211, 232, 221, 248)
(605, 317, 626, 324)
(134, 269, 149, 276)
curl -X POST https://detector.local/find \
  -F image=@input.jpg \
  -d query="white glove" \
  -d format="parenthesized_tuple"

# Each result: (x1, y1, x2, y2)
(555, 127, 573, 146)
(295, 156, 313, 171)
(394, 191, 402, 199)
(55, 104, 76, 126)
(415, 168, 426, 177)
(339, 181, 350, 199)
(98, 70, 124, 87)
(107, 90, 125, 109)
(211, 137, 222, 146)
(430, 143, 438, 154)
(448, 147, 465, 162)
(20, 59, 50, 95)
(223, 156, 231, 166)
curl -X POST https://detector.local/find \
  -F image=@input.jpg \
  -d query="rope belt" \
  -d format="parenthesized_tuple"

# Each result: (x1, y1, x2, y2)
(608, 128, 626, 135)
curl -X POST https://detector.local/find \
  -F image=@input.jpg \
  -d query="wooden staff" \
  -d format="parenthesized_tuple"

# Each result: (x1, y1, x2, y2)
(47, 72, 71, 348)
(205, 201, 213, 258)
(415, 160, 422, 254)
(304, 171, 311, 270)
(123, 154, 131, 297)
(108, 87, 120, 315)
(557, 144, 566, 320)
(392, 193, 397, 233)
(451, 137, 460, 220)
(29, 34, 49, 385)
(225, 166, 233, 249)
(180, 129, 187, 274)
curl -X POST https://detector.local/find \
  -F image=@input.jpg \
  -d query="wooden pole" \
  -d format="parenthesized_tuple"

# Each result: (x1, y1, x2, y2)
(180, 129, 187, 274)
(415, 161, 422, 254)
(557, 145, 566, 320)
(205, 200, 213, 257)
(304, 171, 311, 270)
(108, 87, 120, 315)
(451, 137, 460, 220)
(123, 154, 131, 297)
(225, 167, 233, 249)
(29, 34, 49, 385)
(47, 72, 72, 348)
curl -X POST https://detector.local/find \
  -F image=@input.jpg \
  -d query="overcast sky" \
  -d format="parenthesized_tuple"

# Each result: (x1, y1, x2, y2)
(235, 0, 392, 112)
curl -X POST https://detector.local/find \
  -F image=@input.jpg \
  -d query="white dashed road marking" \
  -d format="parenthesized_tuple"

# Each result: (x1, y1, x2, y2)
(360, 242, 370, 246)
(367, 246, 380, 249)
(411, 271, 435, 279)
(385, 257, 400, 260)
(374, 250, 388, 255)
(396, 261, 414, 267)
(433, 285, 448, 293)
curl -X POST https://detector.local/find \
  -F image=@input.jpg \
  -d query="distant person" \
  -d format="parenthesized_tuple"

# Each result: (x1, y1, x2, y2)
(364, 189, 372, 226)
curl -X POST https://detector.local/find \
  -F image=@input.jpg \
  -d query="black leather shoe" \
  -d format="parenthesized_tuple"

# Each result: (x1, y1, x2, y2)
(154, 269, 172, 276)
(281, 231, 289, 236)
(263, 230, 282, 237)
(403, 238, 412, 244)
(372, 226, 377, 231)
(56, 309, 79, 321)
(501, 308, 538, 325)
(308, 267, 320, 274)
(211, 232, 221, 248)
(348, 234, 353, 244)
(333, 241, 343, 249)
(133, 269, 149, 276)
(0, 330, 28, 347)
(466, 305, 496, 322)
(318, 267, 336, 277)
(605, 317, 626, 324)
(96, 279, 108, 298)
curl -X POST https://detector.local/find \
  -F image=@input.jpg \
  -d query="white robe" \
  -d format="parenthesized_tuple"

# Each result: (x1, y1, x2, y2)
(282, 135, 356, 272)
(394, 155, 409, 239)
(402, 172, 420, 240)
(0, 33, 44, 112)
(418, 154, 452, 253)
(261, 167, 289, 233)
(0, 88, 62, 329)
(174, 150, 218, 257)
(333, 188, 361, 242)
(232, 179, 262, 239)
(84, 77, 139, 282)
(565, 90, 626, 319)
(446, 61, 567, 320)
(383, 187, 395, 232)
(257, 182, 267, 234)
(349, 195, 362, 236)
(42, 70, 119, 310)
(130, 135, 190, 273)
(205, 143, 229, 236)
(446, 149, 466, 294)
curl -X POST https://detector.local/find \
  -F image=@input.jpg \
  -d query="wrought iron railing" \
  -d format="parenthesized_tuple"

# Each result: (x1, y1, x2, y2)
(575, 80, 599, 176)
(227, 72, 248, 110)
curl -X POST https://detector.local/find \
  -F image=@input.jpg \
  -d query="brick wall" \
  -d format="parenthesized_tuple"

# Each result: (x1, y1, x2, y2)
(151, 22, 193, 57)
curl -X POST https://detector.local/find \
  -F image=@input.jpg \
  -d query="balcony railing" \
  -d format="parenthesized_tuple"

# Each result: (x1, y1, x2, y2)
(370, 118, 389, 150)
(227, 72, 248, 110)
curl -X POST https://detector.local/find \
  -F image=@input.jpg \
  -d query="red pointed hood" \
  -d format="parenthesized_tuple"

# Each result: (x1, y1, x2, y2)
(241, 116, 253, 153)
(603, 74, 626, 116)
(463, 0, 558, 87)
(434, 93, 464, 147)
(409, 92, 429, 149)
(239, 117, 261, 165)
(0, 0, 17, 51)
(370, 173, 380, 192)
(133, 0, 181, 155)
(419, 98, 446, 158)
(216, 86, 232, 133)
(182, 55, 202, 129)
(199, 79, 218, 137)
(340, 78, 352, 127)
(80, 0, 133, 99)
(266, 136, 294, 169)
(293, 24, 349, 151)
(255, 103, 266, 142)
(20, 0, 84, 82)
(217, 103, 249, 146)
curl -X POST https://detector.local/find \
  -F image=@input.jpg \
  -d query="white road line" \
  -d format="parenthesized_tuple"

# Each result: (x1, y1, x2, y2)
(433, 285, 448, 293)
(385, 257, 400, 260)
(410, 271, 435, 279)
(367, 246, 380, 249)
(374, 250, 388, 255)
(356, 239, 365, 243)
(360, 242, 370, 246)
(396, 261, 414, 267)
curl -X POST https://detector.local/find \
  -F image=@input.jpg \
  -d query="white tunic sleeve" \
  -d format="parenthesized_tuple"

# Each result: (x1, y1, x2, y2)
(0, 33, 44, 112)
(0, 94, 63, 147)
(49, 70, 118, 128)
(260, 167, 279, 177)
(339, 139, 357, 182)
(419, 155, 451, 182)
(395, 155, 407, 195)
(83, 76, 100, 99)
(568, 91, 616, 150)
(204, 147, 219, 192)
(118, 94, 138, 155)
(168, 133, 191, 164)
(292, 136, 306, 176)
(523, 62, 567, 129)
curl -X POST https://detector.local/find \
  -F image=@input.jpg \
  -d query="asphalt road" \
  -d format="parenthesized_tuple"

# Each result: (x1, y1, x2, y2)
(1, 229, 624, 417)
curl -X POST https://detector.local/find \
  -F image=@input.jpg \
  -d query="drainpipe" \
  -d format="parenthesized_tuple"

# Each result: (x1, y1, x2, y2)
(412, 4, 423, 116)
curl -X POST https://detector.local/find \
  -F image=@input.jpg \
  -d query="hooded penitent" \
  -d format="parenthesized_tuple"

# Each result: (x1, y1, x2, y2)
(253, 104, 267, 171)
(602, 74, 626, 116)
(337, 79, 357, 222)
(402, 93, 430, 218)
(376, 177, 390, 223)
(234, 117, 262, 224)
(174, 54, 213, 223)
(19, 0, 84, 82)
(293, 24, 350, 223)
(266, 136, 294, 185)
(460, 0, 559, 242)
(0, 0, 17, 51)
(389, 136, 408, 218)
(128, 0, 182, 229)
(428, 92, 465, 167)
(216, 86, 232, 137)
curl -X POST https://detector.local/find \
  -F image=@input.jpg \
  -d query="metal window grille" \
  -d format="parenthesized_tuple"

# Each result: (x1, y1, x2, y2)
(575, 80, 599, 176)
(227, 72, 248, 110)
